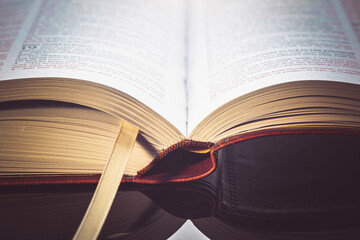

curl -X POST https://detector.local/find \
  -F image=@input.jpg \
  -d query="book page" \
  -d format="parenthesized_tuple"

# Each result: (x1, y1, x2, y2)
(0, 1, 34, 71)
(342, 0, 360, 41)
(188, 0, 360, 134)
(0, 0, 187, 135)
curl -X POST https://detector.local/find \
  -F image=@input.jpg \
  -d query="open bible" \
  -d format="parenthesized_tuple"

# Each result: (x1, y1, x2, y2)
(1, 0, 360, 183)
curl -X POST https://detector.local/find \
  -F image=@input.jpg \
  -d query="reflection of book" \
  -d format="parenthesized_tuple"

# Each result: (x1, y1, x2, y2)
(0, 186, 186, 240)
(1, 0, 360, 183)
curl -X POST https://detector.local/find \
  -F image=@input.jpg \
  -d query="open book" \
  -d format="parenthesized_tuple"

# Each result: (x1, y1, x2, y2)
(1, 0, 360, 181)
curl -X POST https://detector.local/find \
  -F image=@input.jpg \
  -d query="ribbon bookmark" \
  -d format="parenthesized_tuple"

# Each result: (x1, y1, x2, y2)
(73, 120, 139, 240)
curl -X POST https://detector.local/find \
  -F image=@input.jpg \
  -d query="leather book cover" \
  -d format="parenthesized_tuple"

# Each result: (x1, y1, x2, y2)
(1, 127, 360, 186)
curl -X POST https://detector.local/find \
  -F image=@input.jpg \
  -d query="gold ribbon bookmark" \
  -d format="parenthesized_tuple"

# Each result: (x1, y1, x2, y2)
(73, 120, 139, 240)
